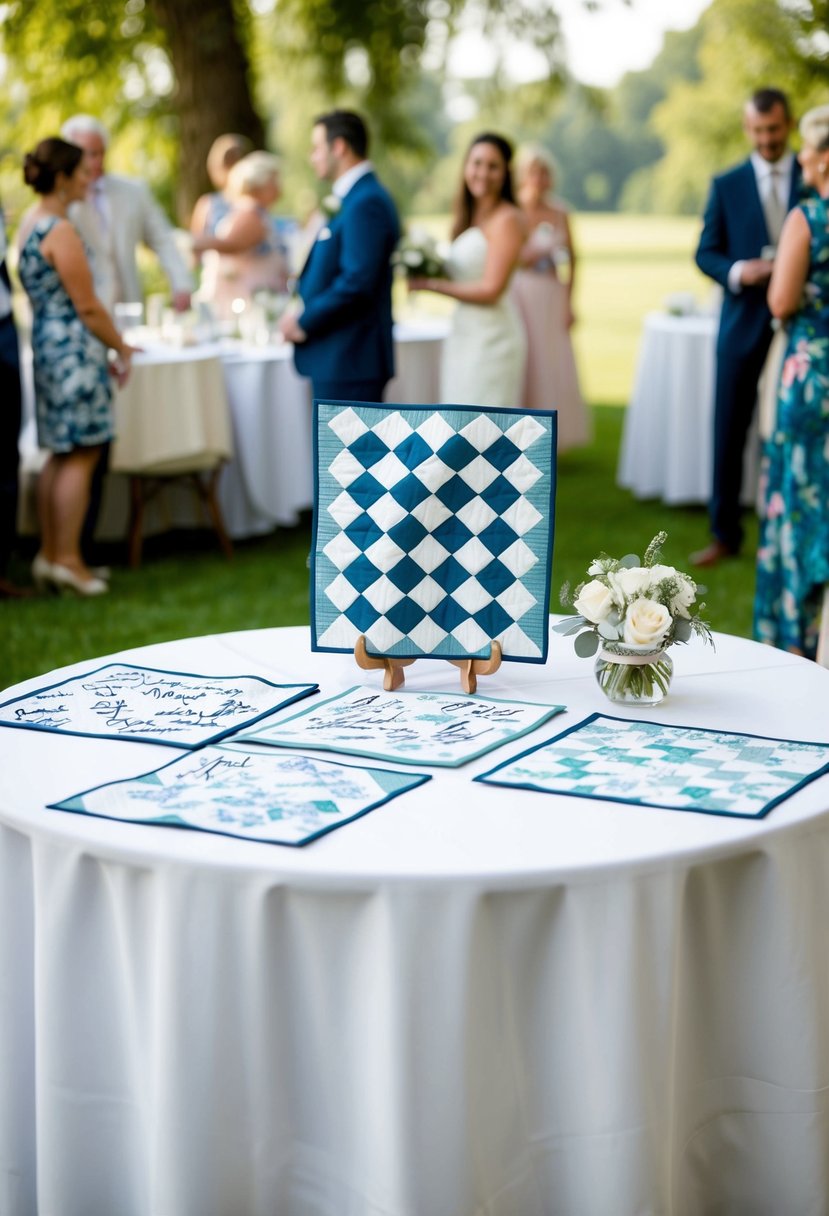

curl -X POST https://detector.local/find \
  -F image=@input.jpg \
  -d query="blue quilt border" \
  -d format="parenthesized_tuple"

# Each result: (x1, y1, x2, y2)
(47, 743, 432, 847)
(474, 711, 829, 820)
(0, 662, 319, 751)
(240, 683, 566, 767)
(310, 398, 557, 665)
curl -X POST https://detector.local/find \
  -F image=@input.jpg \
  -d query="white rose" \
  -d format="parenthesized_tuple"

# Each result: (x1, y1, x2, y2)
(623, 598, 672, 648)
(607, 566, 651, 606)
(669, 574, 697, 618)
(574, 579, 614, 623)
(648, 564, 697, 617)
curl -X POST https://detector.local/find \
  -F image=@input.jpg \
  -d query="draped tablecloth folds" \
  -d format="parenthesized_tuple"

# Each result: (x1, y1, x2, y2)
(2, 623, 829, 1216)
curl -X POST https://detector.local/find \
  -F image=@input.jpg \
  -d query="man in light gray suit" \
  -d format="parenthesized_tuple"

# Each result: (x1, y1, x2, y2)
(61, 114, 192, 312)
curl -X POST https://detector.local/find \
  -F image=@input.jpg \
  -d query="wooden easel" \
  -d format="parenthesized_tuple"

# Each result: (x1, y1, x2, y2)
(354, 636, 502, 694)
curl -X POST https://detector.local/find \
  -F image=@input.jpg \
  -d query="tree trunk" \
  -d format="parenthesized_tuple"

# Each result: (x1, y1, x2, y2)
(149, 0, 265, 222)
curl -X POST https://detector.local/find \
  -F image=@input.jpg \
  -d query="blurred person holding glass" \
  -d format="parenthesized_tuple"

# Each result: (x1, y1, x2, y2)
(510, 144, 589, 449)
(17, 137, 137, 597)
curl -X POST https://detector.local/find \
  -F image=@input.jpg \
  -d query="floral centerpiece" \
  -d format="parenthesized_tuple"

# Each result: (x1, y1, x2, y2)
(391, 228, 448, 279)
(555, 532, 714, 705)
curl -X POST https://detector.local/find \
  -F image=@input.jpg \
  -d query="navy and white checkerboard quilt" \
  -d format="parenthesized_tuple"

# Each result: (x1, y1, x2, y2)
(312, 402, 556, 662)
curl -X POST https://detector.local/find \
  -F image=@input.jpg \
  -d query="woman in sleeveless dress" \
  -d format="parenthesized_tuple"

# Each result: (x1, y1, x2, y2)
(754, 104, 829, 658)
(511, 145, 590, 449)
(17, 138, 136, 596)
(193, 152, 288, 320)
(409, 132, 526, 410)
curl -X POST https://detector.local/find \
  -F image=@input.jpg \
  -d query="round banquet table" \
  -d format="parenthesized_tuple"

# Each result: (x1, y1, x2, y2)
(617, 311, 759, 506)
(1, 626, 829, 1216)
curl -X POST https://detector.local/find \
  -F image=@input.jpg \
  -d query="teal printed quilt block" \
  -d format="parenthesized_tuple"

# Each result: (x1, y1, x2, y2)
(240, 685, 566, 766)
(312, 402, 556, 662)
(0, 664, 318, 749)
(476, 713, 829, 819)
(49, 745, 431, 846)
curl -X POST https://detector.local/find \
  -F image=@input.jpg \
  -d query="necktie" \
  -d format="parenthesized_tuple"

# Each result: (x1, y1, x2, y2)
(766, 168, 786, 244)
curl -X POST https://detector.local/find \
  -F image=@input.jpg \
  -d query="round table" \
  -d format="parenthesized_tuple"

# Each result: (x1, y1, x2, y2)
(617, 311, 759, 506)
(2, 626, 828, 1216)
(17, 320, 448, 544)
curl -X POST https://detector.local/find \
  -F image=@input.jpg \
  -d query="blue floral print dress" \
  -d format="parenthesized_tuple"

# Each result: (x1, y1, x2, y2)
(754, 195, 829, 658)
(17, 216, 113, 454)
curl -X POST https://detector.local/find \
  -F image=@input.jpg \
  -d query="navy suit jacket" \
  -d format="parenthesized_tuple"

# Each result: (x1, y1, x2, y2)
(695, 158, 802, 359)
(294, 171, 400, 388)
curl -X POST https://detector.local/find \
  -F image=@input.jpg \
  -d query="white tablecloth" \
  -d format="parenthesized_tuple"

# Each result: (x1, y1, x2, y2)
(19, 320, 447, 541)
(2, 625, 829, 1215)
(617, 311, 759, 505)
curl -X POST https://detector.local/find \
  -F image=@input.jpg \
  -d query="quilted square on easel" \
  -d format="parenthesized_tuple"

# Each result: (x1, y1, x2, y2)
(311, 401, 556, 664)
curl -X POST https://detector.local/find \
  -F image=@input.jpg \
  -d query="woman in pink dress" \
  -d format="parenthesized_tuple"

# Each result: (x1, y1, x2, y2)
(510, 145, 590, 451)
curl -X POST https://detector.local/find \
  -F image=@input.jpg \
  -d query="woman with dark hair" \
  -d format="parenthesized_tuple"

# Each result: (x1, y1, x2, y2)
(17, 137, 135, 596)
(410, 132, 527, 409)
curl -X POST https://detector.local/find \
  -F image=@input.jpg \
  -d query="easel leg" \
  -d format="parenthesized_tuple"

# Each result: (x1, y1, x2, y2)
(354, 636, 415, 690)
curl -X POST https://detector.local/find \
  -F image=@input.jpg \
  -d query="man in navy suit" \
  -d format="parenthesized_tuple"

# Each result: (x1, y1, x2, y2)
(692, 87, 800, 567)
(280, 110, 400, 403)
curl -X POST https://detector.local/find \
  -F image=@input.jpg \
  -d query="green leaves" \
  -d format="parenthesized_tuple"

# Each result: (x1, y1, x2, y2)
(574, 630, 600, 658)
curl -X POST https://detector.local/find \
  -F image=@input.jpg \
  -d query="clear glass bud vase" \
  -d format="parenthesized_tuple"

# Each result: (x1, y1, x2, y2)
(594, 647, 673, 706)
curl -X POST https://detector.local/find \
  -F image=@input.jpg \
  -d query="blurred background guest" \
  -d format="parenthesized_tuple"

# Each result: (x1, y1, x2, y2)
(189, 132, 252, 239)
(0, 200, 27, 598)
(754, 103, 829, 659)
(17, 138, 136, 597)
(511, 144, 589, 450)
(193, 151, 288, 320)
(410, 132, 526, 410)
(60, 113, 193, 313)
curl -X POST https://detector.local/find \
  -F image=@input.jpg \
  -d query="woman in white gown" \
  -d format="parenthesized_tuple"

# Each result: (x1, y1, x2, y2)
(410, 132, 527, 409)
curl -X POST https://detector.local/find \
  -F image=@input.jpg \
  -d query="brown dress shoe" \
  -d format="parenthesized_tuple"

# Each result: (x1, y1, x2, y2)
(689, 540, 737, 568)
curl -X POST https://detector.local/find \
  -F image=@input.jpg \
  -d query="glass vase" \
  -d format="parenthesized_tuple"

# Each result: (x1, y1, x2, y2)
(593, 647, 673, 707)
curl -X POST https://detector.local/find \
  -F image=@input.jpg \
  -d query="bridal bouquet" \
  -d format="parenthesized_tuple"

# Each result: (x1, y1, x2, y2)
(555, 532, 713, 704)
(392, 228, 447, 279)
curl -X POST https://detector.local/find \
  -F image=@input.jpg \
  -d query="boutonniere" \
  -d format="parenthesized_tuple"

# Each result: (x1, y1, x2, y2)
(321, 193, 341, 220)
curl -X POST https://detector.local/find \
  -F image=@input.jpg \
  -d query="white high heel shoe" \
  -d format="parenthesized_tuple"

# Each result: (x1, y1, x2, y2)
(31, 553, 55, 592)
(49, 563, 108, 597)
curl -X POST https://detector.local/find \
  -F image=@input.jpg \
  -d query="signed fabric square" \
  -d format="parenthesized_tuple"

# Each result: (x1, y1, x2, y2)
(0, 663, 318, 749)
(240, 684, 566, 767)
(475, 713, 829, 819)
(312, 402, 556, 662)
(49, 745, 431, 846)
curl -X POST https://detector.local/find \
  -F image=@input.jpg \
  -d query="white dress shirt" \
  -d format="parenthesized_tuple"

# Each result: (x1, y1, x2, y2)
(727, 151, 795, 294)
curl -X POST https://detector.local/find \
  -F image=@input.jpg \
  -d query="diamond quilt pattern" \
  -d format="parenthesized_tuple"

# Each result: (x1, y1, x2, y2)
(312, 402, 556, 662)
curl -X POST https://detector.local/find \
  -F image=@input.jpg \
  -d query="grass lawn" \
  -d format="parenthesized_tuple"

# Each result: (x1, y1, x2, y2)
(2, 213, 760, 693)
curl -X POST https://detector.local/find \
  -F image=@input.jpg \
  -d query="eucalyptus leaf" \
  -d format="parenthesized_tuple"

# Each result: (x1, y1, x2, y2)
(619, 553, 640, 568)
(552, 615, 585, 634)
(574, 630, 600, 658)
(674, 617, 692, 642)
(598, 619, 621, 640)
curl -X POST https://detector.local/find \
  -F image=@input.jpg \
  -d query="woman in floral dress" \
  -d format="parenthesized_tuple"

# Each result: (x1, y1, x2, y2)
(754, 104, 829, 658)
(18, 137, 135, 595)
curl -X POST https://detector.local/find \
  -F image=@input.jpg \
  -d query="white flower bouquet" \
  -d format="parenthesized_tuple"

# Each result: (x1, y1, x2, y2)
(556, 532, 714, 703)
(391, 228, 447, 279)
